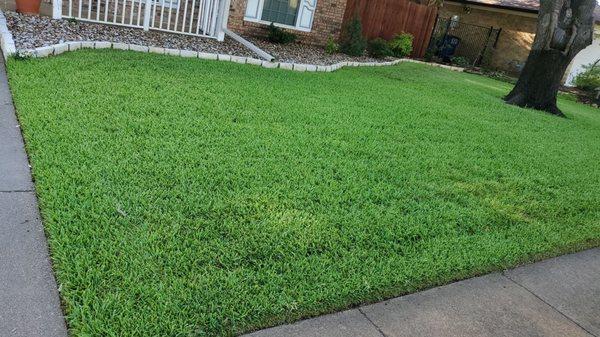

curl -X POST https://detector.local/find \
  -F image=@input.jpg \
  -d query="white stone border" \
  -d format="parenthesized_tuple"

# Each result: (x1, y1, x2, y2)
(0, 11, 16, 60)
(17, 41, 466, 73)
(18, 41, 408, 72)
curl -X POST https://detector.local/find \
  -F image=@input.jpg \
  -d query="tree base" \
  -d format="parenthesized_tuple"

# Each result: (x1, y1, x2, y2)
(504, 92, 566, 117)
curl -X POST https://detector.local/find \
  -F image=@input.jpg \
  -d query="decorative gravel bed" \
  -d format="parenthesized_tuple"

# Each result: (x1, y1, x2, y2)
(5, 11, 258, 57)
(247, 36, 391, 65)
(5, 11, 391, 65)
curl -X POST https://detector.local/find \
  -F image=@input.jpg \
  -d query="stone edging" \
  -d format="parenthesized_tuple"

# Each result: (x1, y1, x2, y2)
(14, 41, 409, 72)
(11, 41, 466, 73)
(0, 11, 16, 60)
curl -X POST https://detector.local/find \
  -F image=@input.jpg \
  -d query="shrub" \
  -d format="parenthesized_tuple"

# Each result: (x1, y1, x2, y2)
(574, 60, 600, 92)
(340, 16, 367, 56)
(367, 38, 392, 59)
(325, 35, 340, 54)
(267, 23, 297, 44)
(388, 33, 413, 58)
(450, 56, 470, 68)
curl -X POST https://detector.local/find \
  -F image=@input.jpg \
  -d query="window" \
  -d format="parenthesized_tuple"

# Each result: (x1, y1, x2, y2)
(261, 0, 299, 26)
(244, 0, 316, 31)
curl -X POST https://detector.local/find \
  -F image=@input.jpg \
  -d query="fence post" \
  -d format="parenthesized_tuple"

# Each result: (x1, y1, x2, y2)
(215, 0, 231, 41)
(52, 0, 62, 19)
(143, 0, 152, 31)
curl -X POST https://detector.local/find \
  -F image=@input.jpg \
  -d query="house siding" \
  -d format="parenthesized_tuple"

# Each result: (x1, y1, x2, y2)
(564, 25, 600, 86)
(439, 2, 537, 74)
(227, 0, 348, 45)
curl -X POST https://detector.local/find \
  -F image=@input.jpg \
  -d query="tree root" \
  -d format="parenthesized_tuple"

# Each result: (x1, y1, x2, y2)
(505, 92, 566, 117)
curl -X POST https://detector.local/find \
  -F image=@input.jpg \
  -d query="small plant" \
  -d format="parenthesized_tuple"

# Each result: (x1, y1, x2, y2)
(325, 35, 340, 54)
(367, 38, 392, 59)
(340, 16, 366, 57)
(267, 23, 297, 44)
(574, 59, 600, 92)
(11, 50, 33, 60)
(450, 56, 470, 68)
(388, 33, 413, 58)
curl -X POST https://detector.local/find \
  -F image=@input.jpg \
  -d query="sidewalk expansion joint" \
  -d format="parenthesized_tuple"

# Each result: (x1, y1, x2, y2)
(358, 307, 388, 337)
(502, 273, 597, 337)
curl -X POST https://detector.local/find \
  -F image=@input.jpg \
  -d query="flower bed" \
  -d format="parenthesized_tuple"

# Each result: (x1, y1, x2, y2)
(6, 11, 389, 66)
(5, 11, 256, 56)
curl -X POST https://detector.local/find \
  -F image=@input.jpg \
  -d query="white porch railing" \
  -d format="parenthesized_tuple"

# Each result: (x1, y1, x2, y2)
(53, 0, 230, 40)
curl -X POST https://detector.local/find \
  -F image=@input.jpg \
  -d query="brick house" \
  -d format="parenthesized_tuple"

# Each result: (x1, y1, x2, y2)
(226, 0, 538, 51)
(227, 0, 347, 45)
(438, 0, 600, 74)
(225, 0, 598, 75)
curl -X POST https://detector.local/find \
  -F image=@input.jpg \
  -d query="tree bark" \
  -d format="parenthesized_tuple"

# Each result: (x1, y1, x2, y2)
(505, 0, 597, 116)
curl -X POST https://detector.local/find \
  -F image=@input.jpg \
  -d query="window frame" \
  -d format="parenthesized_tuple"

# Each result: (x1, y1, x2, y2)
(243, 0, 316, 32)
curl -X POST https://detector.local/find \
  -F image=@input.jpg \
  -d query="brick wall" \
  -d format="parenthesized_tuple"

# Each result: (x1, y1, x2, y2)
(439, 2, 537, 75)
(228, 0, 348, 45)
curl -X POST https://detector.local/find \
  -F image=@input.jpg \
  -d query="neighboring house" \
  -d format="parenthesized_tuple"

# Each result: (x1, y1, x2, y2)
(564, 10, 600, 86)
(439, 0, 537, 74)
(438, 0, 600, 75)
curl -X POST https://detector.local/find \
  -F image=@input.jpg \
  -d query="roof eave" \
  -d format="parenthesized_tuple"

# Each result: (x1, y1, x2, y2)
(445, 0, 539, 14)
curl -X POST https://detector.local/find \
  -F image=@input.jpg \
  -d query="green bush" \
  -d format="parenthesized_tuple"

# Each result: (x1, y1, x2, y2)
(450, 56, 470, 68)
(325, 35, 340, 54)
(267, 23, 297, 44)
(388, 33, 413, 58)
(367, 38, 392, 59)
(340, 16, 367, 56)
(574, 60, 600, 92)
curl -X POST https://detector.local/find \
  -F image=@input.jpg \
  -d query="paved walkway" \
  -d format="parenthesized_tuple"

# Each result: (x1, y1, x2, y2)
(246, 248, 600, 337)
(0, 55, 68, 336)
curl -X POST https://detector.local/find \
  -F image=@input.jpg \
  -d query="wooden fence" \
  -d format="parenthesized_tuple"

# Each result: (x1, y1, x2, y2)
(343, 0, 438, 58)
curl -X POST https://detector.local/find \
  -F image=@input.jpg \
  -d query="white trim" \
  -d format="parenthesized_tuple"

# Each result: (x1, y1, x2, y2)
(244, 0, 261, 19)
(53, 0, 62, 19)
(243, 17, 311, 32)
(215, 0, 230, 40)
(296, 0, 316, 31)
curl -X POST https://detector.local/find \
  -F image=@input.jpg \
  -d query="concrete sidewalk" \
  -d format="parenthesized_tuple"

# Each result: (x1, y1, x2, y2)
(0, 55, 68, 336)
(245, 248, 600, 337)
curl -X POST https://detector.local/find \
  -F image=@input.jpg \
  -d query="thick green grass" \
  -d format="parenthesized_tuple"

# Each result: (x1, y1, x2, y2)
(8, 49, 600, 336)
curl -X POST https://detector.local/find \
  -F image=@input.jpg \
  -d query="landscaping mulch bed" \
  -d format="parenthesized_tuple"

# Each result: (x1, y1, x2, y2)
(5, 11, 389, 65)
(6, 11, 258, 57)
(247, 36, 389, 65)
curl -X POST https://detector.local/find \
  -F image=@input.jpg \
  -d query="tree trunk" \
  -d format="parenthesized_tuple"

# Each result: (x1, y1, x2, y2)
(505, 0, 597, 116)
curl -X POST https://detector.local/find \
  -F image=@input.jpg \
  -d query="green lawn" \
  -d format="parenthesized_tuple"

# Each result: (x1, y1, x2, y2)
(8, 49, 600, 336)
